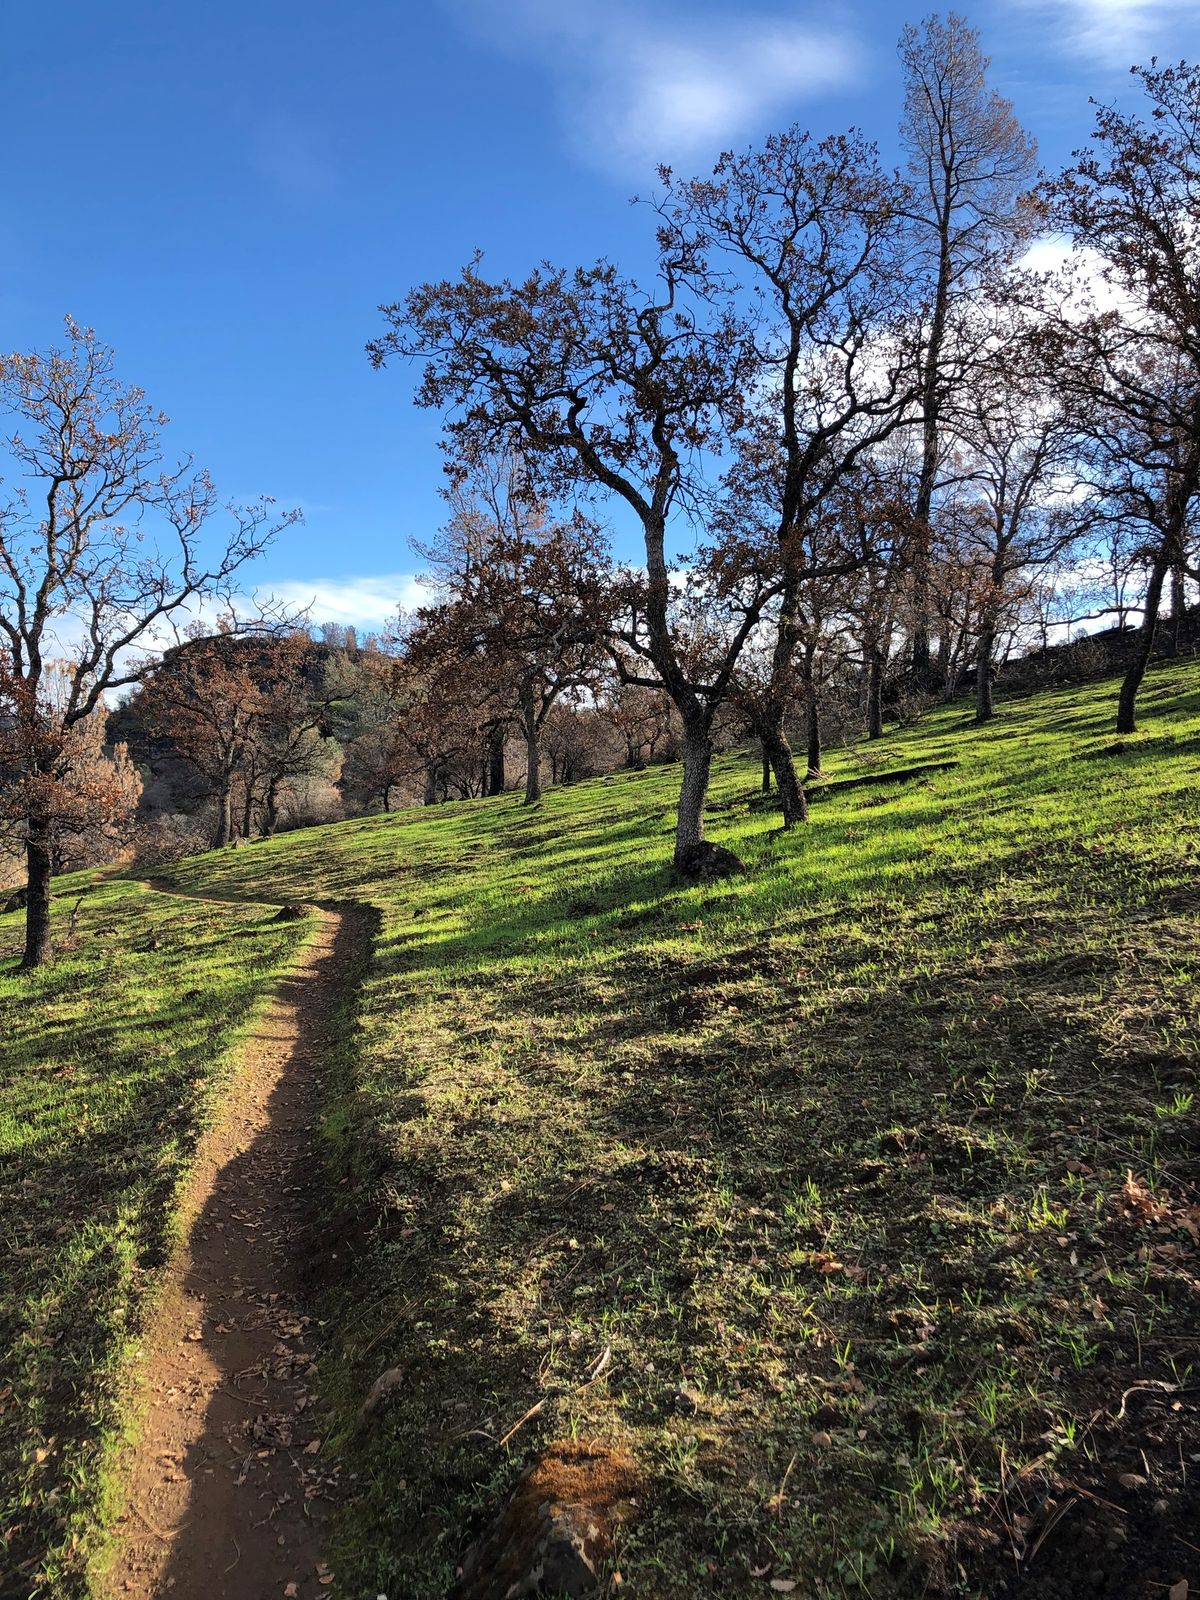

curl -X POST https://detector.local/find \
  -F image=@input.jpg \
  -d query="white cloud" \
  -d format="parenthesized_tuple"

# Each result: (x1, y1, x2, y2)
(1015, 0, 1197, 68)
(263, 572, 430, 629)
(448, 0, 861, 176)
(1021, 234, 1142, 318)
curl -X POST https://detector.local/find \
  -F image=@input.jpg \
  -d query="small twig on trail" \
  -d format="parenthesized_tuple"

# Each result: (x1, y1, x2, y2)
(494, 1344, 614, 1450)
(998, 1444, 1023, 1569)
(1116, 1379, 1177, 1419)
(768, 1454, 796, 1517)
(1063, 1480, 1128, 1516)
(218, 1386, 268, 1407)
(132, 1502, 179, 1542)
(222, 1536, 242, 1574)
(1028, 1495, 1077, 1563)
(498, 1399, 546, 1449)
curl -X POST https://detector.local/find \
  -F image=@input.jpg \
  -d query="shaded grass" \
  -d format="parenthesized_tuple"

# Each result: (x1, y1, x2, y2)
(0, 878, 310, 1597)
(152, 664, 1200, 1596)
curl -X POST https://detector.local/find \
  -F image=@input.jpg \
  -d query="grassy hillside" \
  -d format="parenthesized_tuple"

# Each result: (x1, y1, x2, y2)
(152, 663, 1200, 1598)
(0, 881, 312, 1597)
(4, 664, 1197, 1598)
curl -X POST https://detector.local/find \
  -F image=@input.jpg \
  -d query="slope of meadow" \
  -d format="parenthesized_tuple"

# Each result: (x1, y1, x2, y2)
(4, 664, 1198, 1599)
(152, 663, 1200, 1599)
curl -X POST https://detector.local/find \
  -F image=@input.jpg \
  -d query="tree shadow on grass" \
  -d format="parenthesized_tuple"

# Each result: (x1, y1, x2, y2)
(336, 857, 1200, 1594)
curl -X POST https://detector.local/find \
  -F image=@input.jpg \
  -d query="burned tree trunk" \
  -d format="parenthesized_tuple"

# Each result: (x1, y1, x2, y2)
(19, 815, 54, 971)
(1117, 554, 1169, 734)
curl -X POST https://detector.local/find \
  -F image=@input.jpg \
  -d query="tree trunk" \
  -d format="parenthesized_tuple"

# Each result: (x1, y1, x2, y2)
(762, 723, 808, 828)
(673, 718, 713, 867)
(975, 623, 996, 723)
(1168, 564, 1185, 655)
(214, 781, 233, 848)
(866, 653, 884, 740)
(19, 817, 54, 971)
(382, 785, 392, 814)
(761, 748, 772, 793)
(805, 699, 822, 779)
(487, 724, 506, 795)
(521, 699, 541, 805)
(263, 782, 280, 837)
(1117, 554, 1169, 734)
(935, 628, 950, 695)
(423, 763, 438, 806)
(242, 787, 254, 840)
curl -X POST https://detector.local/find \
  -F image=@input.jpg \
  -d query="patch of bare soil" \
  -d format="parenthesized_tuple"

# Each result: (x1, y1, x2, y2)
(101, 903, 364, 1600)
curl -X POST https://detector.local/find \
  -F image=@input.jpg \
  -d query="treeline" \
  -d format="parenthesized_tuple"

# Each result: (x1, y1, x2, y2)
(105, 620, 693, 857)
(368, 21, 1200, 873)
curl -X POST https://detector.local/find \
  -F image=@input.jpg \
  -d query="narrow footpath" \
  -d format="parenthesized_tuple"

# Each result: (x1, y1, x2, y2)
(102, 897, 365, 1600)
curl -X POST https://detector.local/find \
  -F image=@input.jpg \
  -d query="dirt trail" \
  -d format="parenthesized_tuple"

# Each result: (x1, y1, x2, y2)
(102, 896, 366, 1600)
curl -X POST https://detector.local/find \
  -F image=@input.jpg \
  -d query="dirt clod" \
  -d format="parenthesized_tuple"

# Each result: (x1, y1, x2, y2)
(449, 1441, 643, 1600)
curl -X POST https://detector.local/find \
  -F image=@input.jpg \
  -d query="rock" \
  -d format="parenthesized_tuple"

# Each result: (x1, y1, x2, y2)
(448, 1441, 642, 1600)
(361, 1367, 406, 1417)
(272, 904, 308, 923)
(674, 842, 744, 882)
(672, 1384, 704, 1415)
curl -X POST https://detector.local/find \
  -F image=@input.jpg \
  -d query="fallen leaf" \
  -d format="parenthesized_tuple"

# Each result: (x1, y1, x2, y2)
(1168, 1582, 1188, 1600)
(770, 1582, 797, 1594)
(304, 1439, 321, 1454)
(811, 1430, 832, 1448)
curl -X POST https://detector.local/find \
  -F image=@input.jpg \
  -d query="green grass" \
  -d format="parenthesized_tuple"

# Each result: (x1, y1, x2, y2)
(5, 664, 1199, 1597)
(0, 878, 311, 1597)
(148, 662, 1200, 1597)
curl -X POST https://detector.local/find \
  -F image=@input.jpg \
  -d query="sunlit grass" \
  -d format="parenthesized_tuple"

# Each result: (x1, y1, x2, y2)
(6, 662, 1199, 1596)
(155, 662, 1200, 1596)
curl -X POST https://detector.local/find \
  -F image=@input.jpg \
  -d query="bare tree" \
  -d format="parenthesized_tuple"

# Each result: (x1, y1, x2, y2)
(411, 452, 612, 805)
(942, 313, 1084, 720)
(372, 254, 772, 873)
(663, 126, 917, 824)
(898, 11, 1038, 686)
(599, 675, 675, 770)
(1048, 61, 1200, 732)
(0, 660, 142, 887)
(0, 321, 294, 968)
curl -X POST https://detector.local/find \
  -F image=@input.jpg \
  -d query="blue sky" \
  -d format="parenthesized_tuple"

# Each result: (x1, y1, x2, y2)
(5, 0, 1198, 628)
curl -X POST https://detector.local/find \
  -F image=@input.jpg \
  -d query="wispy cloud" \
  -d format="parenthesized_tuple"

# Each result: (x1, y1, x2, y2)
(448, 0, 862, 176)
(1015, 0, 1196, 69)
(263, 572, 429, 629)
(252, 112, 338, 202)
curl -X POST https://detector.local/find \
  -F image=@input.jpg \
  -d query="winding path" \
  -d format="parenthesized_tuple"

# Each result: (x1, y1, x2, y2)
(102, 891, 369, 1600)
